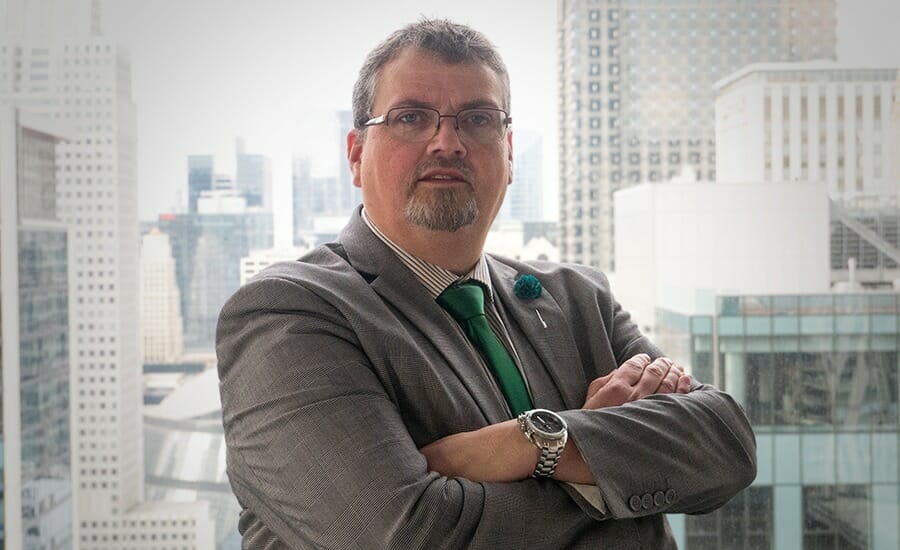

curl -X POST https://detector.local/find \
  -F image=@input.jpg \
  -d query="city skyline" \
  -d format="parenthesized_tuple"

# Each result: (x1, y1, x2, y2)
(1, 1, 897, 546)
(103, 0, 899, 240)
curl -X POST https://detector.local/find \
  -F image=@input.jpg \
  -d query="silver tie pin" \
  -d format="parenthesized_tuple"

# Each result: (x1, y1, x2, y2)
(535, 309, 548, 329)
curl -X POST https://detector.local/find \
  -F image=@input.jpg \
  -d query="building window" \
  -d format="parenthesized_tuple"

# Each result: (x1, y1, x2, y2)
(685, 486, 773, 550)
(803, 485, 869, 550)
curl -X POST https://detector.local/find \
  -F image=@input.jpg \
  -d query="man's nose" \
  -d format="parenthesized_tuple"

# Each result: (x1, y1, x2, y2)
(426, 116, 467, 157)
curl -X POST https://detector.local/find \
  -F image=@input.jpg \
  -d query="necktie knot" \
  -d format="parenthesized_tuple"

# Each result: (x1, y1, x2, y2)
(437, 282, 486, 322)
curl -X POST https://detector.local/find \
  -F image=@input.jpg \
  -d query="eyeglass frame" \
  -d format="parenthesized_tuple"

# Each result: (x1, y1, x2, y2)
(362, 106, 512, 143)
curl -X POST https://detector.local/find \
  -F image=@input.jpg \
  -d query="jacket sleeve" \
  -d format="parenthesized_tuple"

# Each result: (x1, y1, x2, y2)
(556, 267, 757, 520)
(217, 275, 608, 550)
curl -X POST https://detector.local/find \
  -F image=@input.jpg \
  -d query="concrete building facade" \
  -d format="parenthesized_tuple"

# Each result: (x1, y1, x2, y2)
(557, 0, 837, 271)
(715, 63, 900, 202)
(140, 228, 184, 363)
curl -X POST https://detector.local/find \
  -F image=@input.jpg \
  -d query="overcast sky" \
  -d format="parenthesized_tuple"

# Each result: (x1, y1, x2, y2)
(101, 0, 900, 246)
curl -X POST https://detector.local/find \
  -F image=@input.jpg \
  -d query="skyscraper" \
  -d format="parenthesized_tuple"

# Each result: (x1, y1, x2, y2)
(140, 228, 184, 363)
(557, 0, 837, 271)
(2, 1, 213, 547)
(291, 153, 313, 238)
(715, 64, 899, 201)
(1, 107, 73, 550)
(235, 137, 272, 209)
(159, 193, 273, 352)
(615, 180, 899, 549)
(187, 155, 214, 214)
(498, 129, 544, 222)
(714, 63, 900, 287)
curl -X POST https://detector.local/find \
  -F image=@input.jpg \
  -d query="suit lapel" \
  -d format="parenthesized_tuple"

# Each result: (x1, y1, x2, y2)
(488, 257, 587, 410)
(338, 209, 511, 424)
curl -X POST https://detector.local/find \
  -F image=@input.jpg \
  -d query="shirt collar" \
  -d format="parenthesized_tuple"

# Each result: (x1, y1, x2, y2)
(361, 207, 494, 301)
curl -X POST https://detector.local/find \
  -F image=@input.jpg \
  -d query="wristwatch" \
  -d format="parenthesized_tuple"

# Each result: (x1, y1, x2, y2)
(517, 409, 568, 478)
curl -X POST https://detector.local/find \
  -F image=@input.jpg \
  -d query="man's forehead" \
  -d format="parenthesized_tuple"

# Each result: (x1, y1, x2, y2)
(374, 49, 504, 109)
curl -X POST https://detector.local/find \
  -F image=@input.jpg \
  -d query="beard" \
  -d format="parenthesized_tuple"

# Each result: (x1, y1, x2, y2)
(405, 186, 478, 232)
(404, 160, 478, 232)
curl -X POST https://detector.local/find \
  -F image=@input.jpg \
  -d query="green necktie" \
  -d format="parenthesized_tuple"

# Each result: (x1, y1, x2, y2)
(437, 282, 533, 416)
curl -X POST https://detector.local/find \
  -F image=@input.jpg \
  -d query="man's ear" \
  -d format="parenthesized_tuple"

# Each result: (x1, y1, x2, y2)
(348, 129, 364, 188)
(506, 130, 514, 185)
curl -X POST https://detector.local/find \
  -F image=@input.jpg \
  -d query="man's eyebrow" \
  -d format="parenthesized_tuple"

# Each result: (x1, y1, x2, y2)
(457, 99, 504, 111)
(386, 99, 433, 110)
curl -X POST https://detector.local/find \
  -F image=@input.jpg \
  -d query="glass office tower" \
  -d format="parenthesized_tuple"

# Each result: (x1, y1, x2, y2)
(1, 110, 73, 549)
(659, 292, 899, 550)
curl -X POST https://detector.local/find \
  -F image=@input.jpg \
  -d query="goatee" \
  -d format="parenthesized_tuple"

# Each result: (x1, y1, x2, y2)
(405, 186, 478, 232)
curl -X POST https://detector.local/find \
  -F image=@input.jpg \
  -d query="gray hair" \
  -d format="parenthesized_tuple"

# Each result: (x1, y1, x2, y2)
(351, 18, 511, 132)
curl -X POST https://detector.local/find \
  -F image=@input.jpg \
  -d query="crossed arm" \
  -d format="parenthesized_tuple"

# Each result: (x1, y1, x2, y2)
(420, 354, 693, 484)
(218, 275, 757, 548)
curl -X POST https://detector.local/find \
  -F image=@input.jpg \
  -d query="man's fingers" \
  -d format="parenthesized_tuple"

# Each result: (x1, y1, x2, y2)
(586, 371, 615, 398)
(634, 357, 672, 397)
(676, 374, 692, 393)
(618, 353, 652, 385)
(657, 369, 680, 393)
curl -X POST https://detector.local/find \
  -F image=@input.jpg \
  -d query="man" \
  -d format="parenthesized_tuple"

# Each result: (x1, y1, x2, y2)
(217, 19, 756, 549)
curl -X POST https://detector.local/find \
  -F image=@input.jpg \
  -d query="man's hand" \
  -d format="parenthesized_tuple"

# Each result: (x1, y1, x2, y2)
(422, 354, 692, 485)
(582, 354, 691, 409)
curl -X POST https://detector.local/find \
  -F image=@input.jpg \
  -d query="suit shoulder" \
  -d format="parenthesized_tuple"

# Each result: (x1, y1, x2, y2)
(246, 243, 350, 285)
(220, 243, 360, 313)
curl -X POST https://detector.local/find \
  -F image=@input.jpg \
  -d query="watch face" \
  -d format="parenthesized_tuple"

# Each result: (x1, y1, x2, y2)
(530, 410, 566, 438)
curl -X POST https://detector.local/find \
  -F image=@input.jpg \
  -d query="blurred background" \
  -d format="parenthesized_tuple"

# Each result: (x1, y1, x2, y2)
(1, 0, 899, 548)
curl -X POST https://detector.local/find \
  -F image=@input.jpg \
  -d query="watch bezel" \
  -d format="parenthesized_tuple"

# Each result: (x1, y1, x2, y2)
(525, 409, 567, 440)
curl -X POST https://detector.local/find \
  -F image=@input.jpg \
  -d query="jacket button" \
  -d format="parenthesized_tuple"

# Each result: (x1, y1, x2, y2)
(641, 493, 653, 509)
(665, 488, 677, 504)
(654, 491, 665, 507)
(629, 495, 642, 512)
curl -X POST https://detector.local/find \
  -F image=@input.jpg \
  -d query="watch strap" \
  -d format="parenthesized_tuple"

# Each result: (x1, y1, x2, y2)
(532, 443, 564, 478)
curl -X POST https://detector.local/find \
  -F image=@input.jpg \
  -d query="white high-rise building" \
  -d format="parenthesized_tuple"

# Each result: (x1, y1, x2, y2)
(141, 228, 184, 363)
(716, 63, 900, 286)
(1, 1, 213, 547)
(715, 63, 900, 202)
(557, 0, 837, 271)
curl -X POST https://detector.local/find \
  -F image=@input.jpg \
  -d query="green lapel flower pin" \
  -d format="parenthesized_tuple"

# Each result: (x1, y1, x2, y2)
(514, 274, 542, 300)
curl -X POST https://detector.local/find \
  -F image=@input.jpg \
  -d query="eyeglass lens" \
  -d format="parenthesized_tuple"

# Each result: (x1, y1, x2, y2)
(385, 107, 507, 143)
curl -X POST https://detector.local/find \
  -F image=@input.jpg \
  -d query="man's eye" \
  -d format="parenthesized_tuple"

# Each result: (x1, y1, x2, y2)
(462, 112, 492, 127)
(395, 111, 425, 124)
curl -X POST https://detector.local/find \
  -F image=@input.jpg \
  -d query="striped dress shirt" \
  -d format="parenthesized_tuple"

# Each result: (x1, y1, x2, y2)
(361, 208, 533, 416)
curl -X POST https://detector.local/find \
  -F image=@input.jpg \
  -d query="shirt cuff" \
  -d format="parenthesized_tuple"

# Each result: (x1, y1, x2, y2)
(561, 481, 609, 521)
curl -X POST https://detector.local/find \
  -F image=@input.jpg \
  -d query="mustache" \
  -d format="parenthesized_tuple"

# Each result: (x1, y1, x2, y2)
(411, 159, 475, 183)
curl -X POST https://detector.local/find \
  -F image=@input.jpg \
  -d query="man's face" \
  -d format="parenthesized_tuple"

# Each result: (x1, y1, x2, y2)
(348, 48, 513, 237)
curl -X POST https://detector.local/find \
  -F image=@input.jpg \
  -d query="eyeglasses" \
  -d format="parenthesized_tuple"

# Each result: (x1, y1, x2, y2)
(363, 106, 511, 144)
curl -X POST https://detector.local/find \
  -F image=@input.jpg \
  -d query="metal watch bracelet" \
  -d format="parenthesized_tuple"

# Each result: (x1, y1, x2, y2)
(532, 443, 564, 478)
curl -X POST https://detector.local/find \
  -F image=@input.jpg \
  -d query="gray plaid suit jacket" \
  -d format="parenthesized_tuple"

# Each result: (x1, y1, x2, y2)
(216, 208, 756, 549)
